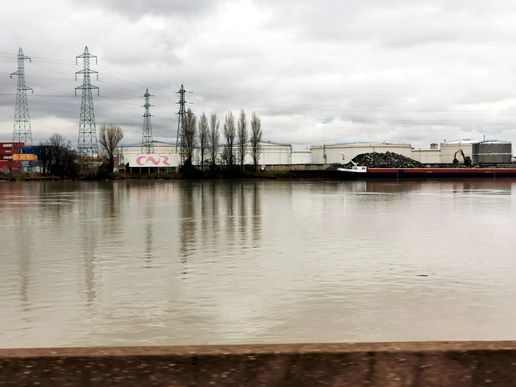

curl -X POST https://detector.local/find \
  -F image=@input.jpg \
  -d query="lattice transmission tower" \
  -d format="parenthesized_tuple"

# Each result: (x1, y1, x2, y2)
(75, 46, 99, 157)
(142, 89, 154, 153)
(10, 48, 33, 145)
(175, 84, 188, 151)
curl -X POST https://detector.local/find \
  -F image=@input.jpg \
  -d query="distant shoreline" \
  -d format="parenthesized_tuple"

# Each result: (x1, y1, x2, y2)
(0, 170, 297, 182)
(4, 168, 516, 182)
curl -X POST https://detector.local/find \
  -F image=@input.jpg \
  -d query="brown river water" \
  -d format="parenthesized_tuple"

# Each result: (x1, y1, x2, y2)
(1, 179, 515, 348)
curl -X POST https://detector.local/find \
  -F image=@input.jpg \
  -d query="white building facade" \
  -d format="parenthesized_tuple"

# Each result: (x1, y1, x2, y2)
(118, 140, 295, 170)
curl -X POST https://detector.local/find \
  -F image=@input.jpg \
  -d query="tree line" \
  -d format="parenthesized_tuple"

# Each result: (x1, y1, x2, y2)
(179, 109, 262, 171)
(31, 109, 262, 177)
(37, 124, 123, 177)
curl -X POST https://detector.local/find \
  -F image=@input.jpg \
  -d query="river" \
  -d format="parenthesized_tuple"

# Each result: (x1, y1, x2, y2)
(1, 179, 515, 348)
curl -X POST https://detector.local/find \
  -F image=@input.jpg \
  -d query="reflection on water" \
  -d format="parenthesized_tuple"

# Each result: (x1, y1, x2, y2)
(1, 179, 516, 348)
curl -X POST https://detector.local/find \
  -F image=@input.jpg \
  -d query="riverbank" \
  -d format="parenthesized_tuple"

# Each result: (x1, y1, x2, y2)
(4, 167, 516, 182)
(1, 341, 515, 386)
(0, 170, 297, 182)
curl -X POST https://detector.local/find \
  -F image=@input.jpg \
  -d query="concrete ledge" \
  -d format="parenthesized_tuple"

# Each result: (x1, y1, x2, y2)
(1, 341, 516, 386)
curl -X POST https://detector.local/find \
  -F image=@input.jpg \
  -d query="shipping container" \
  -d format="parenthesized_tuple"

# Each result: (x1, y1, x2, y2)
(13, 154, 37, 161)
(20, 146, 42, 155)
(0, 160, 21, 171)
(0, 142, 24, 148)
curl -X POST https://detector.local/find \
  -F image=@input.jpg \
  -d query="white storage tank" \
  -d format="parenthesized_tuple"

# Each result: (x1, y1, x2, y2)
(119, 141, 180, 169)
(241, 141, 292, 166)
(310, 142, 413, 164)
(440, 140, 476, 164)
(411, 147, 441, 164)
(291, 149, 311, 164)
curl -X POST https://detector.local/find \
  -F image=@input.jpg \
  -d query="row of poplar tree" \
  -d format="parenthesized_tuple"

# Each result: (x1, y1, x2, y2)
(179, 109, 262, 171)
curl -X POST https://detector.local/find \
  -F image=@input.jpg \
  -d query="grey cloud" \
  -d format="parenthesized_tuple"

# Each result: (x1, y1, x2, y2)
(77, 0, 221, 19)
(3, 0, 516, 149)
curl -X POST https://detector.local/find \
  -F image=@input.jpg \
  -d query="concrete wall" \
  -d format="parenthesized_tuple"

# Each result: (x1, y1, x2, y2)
(311, 144, 413, 164)
(2, 342, 516, 386)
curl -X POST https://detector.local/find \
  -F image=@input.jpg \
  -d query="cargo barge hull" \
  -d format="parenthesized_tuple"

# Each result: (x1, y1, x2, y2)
(292, 167, 516, 180)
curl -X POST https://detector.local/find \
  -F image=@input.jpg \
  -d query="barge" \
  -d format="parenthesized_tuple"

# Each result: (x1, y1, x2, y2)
(292, 167, 516, 179)
(356, 167, 516, 179)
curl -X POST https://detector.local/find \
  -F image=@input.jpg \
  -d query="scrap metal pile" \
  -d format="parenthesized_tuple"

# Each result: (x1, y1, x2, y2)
(337, 152, 424, 169)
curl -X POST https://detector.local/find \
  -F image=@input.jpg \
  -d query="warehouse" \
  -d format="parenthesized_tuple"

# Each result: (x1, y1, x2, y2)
(310, 142, 413, 164)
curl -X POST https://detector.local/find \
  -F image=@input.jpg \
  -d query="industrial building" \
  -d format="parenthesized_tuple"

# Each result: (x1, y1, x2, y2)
(310, 142, 413, 164)
(118, 139, 513, 170)
(308, 139, 513, 166)
(472, 141, 512, 164)
(439, 139, 512, 165)
(119, 140, 297, 171)
(118, 141, 179, 172)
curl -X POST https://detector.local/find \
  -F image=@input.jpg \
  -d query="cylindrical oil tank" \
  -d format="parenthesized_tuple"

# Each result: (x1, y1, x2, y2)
(472, 141, 512, 164)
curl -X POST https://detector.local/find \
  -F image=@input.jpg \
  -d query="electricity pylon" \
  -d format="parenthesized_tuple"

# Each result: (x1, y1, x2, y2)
(11, 48, 33, 145)
(75, 46, 99, 157)
(176, 84, 187, 151)
(142, 89, 154, 153)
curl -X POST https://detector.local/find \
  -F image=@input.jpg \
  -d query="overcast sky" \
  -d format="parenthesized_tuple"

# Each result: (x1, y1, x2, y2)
(2, 0, 516, 148)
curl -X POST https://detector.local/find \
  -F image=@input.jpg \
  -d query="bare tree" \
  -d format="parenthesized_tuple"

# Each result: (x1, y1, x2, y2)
(223, 111, 235, 167)
(237, 109, 248, 170)
(99, 124, 124, 172)
(198, 112, 209, 170)
(49, 133, 67, 168)
(38, 141, 52, 175)
(182, 109, 197, 166)
(250, 112, 262, 171)
(39, 133, 78, 176)
(209, 113, 220, 166)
